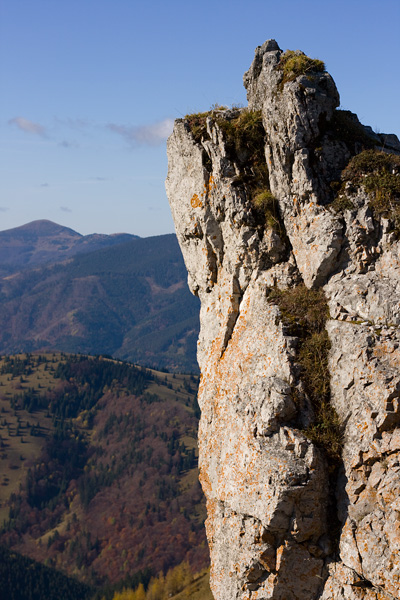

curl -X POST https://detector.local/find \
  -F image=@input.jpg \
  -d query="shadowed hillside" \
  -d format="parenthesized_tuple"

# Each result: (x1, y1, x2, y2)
(0, 220, 137, 275)
(0, 231, 200, 372)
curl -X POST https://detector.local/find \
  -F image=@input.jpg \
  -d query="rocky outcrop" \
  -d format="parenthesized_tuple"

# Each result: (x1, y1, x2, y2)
(166, 39, 400, 599)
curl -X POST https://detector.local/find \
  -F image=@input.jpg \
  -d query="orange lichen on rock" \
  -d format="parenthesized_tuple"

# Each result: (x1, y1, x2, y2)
(166, 38, 400, 600)
(190, 193, 203, 208)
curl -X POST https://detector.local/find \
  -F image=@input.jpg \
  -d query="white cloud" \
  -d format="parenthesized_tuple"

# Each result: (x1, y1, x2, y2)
(8, 116, 47, 137)
(107, 118, 174, 146)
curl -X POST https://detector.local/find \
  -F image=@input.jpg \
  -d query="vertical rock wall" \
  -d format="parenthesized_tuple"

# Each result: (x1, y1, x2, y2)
(166, 40, 400, 600)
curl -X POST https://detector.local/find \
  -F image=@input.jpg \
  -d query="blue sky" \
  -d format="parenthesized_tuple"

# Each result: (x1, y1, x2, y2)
(1, 0, 399, 237)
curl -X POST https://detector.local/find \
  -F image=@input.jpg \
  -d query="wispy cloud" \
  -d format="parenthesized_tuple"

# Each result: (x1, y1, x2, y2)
(107, 118, 174, 146)
(40, 183, 49, 187)
(59, 140, 79, 149)
(8, 116, 47, 137)
(60, 206, 72, 213)
(0, 207, 9, 212)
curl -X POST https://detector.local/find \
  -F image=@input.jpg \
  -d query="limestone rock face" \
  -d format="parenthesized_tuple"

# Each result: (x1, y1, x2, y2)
(166, 39, 400, 600)
(244, 39, 343, 288)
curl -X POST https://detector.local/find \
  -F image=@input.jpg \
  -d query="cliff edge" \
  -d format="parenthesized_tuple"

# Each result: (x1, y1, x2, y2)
(166, 40, 400, 600)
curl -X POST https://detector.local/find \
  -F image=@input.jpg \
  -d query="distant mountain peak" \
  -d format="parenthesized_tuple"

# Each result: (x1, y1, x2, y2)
(0, 220, 137, 270)
(2, 219, 82, 239)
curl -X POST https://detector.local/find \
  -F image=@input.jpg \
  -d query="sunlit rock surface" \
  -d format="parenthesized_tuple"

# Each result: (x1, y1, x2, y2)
(166, 39, 400, 600)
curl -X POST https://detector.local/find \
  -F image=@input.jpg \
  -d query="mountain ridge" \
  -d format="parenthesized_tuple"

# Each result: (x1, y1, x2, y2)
(0, 219, 138, 273)
(0, 226, 200, 372)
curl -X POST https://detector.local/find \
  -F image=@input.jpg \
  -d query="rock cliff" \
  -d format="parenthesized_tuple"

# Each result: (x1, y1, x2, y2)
(166, 39, 400, 600)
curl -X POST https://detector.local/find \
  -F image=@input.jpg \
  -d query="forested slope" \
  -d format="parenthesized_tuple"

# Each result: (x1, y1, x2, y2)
(0, 234, 200, 372)
(0, 353, 207, 589)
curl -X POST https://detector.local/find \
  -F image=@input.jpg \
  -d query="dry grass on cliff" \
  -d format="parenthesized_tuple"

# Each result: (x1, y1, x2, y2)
(328, 110, 376, 151)
(251, 189, 282, 230)
(344, 149, 400, 221)
(298, 331, 342, 463)
(184, 107, 266, 167)
(268, 284, 328, 336)
(215, 109, 265, 164)
(269, 285, 342, 463)
(184, 111, 211, 144)
(331, 149, 400, 236)
(277, 50, 325, 85)
(185, 107, 282, 233)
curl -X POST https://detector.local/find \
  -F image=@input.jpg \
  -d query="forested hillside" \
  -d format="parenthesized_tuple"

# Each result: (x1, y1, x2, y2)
(0, 353, 208, 590)
(0, 232, 200, 372)
(0, 545, 212, 600)
(0, 545, 93, 600)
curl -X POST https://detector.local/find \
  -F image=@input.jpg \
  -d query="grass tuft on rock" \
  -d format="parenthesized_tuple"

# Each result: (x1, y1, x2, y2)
(184, 111, 211, 144)
(277, 50, 325, 85)
(184, 107, 287, 238)
(184, 107, 265, 161)
(252, 189, 281, 230)
(268, 284, 329, 337)
(269, 284, 342, 464)
(215, 109, 265, 163)
(328, 110, 376, 151)
(341, 149, 400, 232)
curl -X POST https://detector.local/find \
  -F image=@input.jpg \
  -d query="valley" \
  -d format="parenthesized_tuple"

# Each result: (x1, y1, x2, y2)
(0, 352, 209, 598)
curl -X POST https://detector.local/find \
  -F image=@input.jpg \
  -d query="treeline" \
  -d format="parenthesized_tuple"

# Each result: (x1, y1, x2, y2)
(105, 562, 193, 600)
(0, 545, 93, 600)
(0, 546, 208, 600)
(4, 424, 88, 536)
(0, 353, 37, 377)
(2, 355, 152, 524)
(3, 355, 153, 528)
(55, 355, 151, 399)
(6, 354, 151, 419)
(51, 355, 151, 419)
